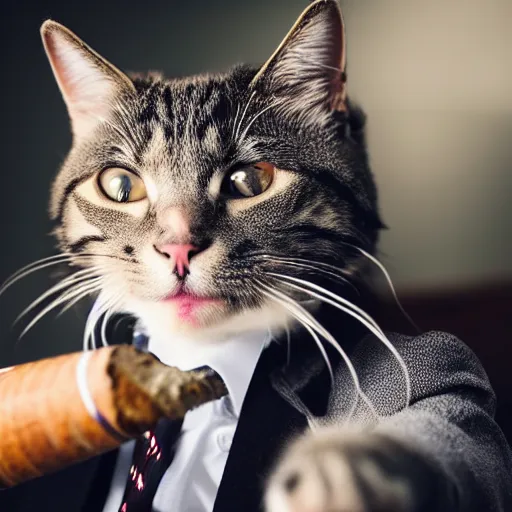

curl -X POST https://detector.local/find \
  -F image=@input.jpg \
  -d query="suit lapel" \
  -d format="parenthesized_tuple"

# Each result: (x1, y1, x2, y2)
(212, 311, 363, 512)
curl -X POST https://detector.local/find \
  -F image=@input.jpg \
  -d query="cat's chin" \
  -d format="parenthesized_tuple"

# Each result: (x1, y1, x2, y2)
(124, 296, 293, 346)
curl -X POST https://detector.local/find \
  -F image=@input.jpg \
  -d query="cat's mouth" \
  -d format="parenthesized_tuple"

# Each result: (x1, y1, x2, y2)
(161, 290, 223, 323)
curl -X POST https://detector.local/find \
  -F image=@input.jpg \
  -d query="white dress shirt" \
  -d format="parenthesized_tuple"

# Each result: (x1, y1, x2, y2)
(102, 329, 270, 512)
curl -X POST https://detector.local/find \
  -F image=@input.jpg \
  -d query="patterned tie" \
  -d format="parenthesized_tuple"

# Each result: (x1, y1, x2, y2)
(118, 417, 184, 512)
(117, 334, 223, 512)
(117, 330, 178, 511)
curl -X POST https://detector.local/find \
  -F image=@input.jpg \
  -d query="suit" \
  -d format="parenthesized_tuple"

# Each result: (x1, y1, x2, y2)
(1, 311, 511, 511)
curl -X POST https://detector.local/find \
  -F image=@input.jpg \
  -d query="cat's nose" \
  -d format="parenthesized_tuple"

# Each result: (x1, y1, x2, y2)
(154, 243, 201, 277)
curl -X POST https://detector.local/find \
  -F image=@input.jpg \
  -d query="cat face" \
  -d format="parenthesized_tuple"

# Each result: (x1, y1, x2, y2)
(42, 0, 382, 343)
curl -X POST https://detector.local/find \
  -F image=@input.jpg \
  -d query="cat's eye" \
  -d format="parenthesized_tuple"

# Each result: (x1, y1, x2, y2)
(98, 168, 147, 203)
(222, 162, 275, 199)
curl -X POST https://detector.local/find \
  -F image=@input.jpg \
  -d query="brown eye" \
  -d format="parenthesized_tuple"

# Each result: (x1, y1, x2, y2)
(223, 162, 275, 199)
(98, 168, 147, 203)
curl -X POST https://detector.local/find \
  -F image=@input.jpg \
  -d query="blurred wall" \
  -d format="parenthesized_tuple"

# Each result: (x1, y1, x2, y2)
(0, 0, 510, 365)
(344, 0, 512, 289)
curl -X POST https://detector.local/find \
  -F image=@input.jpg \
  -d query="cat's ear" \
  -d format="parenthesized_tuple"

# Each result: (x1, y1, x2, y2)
(41, 20, 135, 140)
(251, 0, 346, 126)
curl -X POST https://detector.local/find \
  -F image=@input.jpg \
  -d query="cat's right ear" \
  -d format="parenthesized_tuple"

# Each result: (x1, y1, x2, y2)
(250, 0, 346, 128)
(41, 20, 135, 140)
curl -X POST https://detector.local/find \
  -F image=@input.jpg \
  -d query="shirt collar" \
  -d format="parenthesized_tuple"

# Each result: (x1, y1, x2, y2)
(147, 329, 270, 417)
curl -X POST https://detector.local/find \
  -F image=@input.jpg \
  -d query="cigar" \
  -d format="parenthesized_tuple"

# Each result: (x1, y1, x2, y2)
(0, 345, 227, 488)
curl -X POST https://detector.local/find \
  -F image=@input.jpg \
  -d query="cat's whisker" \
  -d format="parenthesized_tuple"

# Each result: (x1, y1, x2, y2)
(0, 252, 132, 296)
(57, 272, 125, 320)
(270, 273, 411, 410)
(270, 273, 384, 335)
(261, 257, 355, 290)
(230, 102, 241, 142)
(349, 244, 421, 333)
(278, 296, 333, 386)
(257, 281, 334, 382)
(57, 288, 94, 317)
(256, 285, 323, 430)
(238, 98, 284, 144)
(234, 89, 257, 142)
(83, 289, 124, 351)
(0, 255, 77, 295)
(256, 279, 375, 423)
(296, 320, 333, 390)
(89, 111, 134, 153)
(100, 308, 111, 347)
(256, 254, 352, 277)
(94, 106, 141, 156)
(113, 100, 143, 137)
(15, 269, 101, 323)
(110, 314, 131, 341)
(283, 323, 292, 367)
(83, 301, 102, 351)
(19, 279, 102, 339)
(96, 94, 149, 153)
(57, 285, 104, 321)
(99, 295, 123, 347)
(83, 294, 102, 351)
(2, 253, 74, 284)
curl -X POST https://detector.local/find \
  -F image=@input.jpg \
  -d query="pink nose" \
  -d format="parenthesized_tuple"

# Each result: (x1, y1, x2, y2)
(155, 244, 199, 277)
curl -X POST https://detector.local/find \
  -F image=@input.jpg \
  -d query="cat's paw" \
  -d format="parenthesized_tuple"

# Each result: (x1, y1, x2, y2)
(265, 426, 418, 512)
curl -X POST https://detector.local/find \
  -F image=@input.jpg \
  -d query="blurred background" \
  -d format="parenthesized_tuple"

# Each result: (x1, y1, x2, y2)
(0, 0, 510, 436)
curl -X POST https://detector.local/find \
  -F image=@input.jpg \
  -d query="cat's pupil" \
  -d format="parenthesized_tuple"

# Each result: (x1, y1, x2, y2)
(110, 175, 132, 203)
(230, 170, 256, 197)
(227, 165, 272, 198)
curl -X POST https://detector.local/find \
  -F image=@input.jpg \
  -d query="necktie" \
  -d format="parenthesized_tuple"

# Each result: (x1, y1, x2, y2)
(117, 367, 222, 512)
(118, 417, 183, 512)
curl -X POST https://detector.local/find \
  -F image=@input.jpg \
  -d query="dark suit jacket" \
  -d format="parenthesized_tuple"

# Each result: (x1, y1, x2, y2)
(1, 317, 511, 511)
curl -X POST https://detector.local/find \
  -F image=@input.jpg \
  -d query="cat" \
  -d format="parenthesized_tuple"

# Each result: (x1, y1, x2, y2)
(10, 0, 511, 511)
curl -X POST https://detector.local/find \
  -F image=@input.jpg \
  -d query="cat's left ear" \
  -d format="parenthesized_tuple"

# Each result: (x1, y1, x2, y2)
(41, 20, 136, 140)
(251, 0, 346, 126)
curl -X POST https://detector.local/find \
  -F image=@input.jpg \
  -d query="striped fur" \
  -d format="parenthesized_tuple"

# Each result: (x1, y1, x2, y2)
(42, 0, 383, 342)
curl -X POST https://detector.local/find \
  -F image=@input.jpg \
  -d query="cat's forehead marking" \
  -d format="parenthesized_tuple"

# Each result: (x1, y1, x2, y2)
(134, 89, 230, 206)
(203, 125, 221, 156)
(141, 125, 173, 175)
